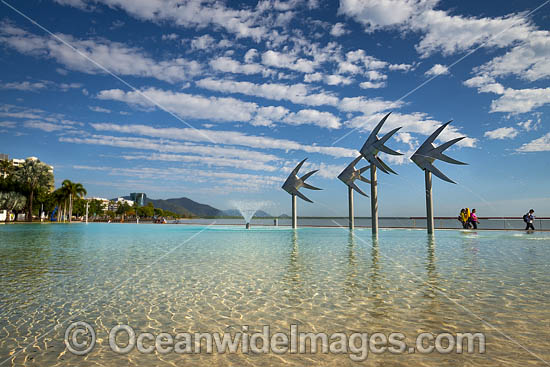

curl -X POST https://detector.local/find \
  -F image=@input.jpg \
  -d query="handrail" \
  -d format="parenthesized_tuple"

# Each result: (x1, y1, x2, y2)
(410, 216, 550, 220)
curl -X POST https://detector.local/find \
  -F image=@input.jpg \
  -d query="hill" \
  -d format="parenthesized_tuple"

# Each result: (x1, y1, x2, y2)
(146, 197, 221, 217)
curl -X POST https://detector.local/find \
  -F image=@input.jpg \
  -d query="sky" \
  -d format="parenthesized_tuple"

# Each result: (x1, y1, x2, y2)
(0, 0, 549, 217)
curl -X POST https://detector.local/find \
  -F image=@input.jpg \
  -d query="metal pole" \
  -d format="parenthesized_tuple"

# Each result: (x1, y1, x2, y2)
(425, 170, 434, 234)
(370, 163, 378, 236)
(348, 186, 354, 229)
(85, 201, 89, 224)
(292, 194, 297, 229)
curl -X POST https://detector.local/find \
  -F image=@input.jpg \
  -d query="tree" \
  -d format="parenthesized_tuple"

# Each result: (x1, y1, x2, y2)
(138, 202, 154, 218)
(61, 180, 87, 222)
(0, 191, 26, 222)
(0, 160, 14, 178)
(13, 159, 54, 221)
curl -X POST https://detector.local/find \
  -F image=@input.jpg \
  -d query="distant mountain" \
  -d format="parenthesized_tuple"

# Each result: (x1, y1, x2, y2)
(147, 197, 221, 217)
(220, 209, 273, 217)
(120, 195, 274, 218)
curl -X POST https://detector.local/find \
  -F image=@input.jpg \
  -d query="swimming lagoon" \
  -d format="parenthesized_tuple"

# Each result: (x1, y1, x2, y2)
(1, 223, 549, 366)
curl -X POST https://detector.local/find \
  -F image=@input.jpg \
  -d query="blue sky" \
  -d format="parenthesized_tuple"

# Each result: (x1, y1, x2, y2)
(0, 0, 549, 216)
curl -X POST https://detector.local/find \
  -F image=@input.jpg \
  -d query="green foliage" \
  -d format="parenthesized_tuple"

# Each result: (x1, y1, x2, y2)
(13, 159, 54, 221)
(137, 204, 154, 217)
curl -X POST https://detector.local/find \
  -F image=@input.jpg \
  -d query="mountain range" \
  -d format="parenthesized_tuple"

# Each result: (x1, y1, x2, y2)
(121, 196, 273, 218)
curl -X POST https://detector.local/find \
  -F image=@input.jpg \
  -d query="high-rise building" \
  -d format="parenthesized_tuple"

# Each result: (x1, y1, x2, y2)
(130, 192, 147, 206)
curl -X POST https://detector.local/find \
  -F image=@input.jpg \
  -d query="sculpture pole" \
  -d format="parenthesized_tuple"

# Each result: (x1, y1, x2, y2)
(370, 164, 378, 235)
(425, 170, 434, 234)
(282, 158, 322, 230)
(292, 194, 297, 229)
(411, 121, 468, 234)
(348, 186, 354, 229)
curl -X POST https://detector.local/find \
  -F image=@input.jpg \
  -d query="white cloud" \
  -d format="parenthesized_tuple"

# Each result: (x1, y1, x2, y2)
(261, 50, 317, 73)
(338, 0, 433, 31)
(0, 80, 82, 92)
(425, 64, 449, 77)
(97, 88, 259, 123)
(89, 106, 111, 113)
(196, 78, 339, 107)
(0, 81, 48, 91)
(0, 22, 201, 83)
(72, 164, 283, 193)
(97, 86, 344, 129)
(282, 109, 341, 129)
(56, 0, 270, 41)
(323, 74, 353, 85)
(190, 34, 231, 50)
(339, 96, 402, 115)
(517, 133, 550, 152)
(359, 81, 386, 89)
(389, 63, 413, 71)
(161, 33, 178, 41)
(412, 10, 532, 57)
(365, 70, 387, 81)
(483, 127, 519, 140)
(304, 72, 323, 83)
(517, 117, 540, 132)
(87, 123, 357, 158)
(209, 56, 268, 75)
(121, 153, 277, 172)
(0, 121, 16, 128)
(244, 48, 259, 63)
(330, 22, 349, 37)
(475, 30, 550, 82)
(23, 120, 73, 132)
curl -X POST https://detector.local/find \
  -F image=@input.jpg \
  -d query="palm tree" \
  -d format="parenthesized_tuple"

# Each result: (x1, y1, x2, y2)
(13, 159, 54, 221)
(51, 188, 67, 222)
(0, 191, 26, 222)
(61, 180, 87, 222)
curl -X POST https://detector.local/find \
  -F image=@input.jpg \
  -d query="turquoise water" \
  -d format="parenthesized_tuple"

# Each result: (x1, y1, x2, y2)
(1, 223, 549, 366)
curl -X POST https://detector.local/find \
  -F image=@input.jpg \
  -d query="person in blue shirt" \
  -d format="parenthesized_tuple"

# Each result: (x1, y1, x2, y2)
(523, 209, 535, 231)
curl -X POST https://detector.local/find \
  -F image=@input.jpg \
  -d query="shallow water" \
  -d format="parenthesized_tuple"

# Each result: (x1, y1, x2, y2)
(1, 223, 549, 366)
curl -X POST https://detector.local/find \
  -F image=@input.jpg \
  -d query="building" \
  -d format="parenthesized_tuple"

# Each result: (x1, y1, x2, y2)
(108, 197, 135, 212)
(2, 155, 54, 174)
(85, 197, 111, 212)
(130, 192, 147, 206)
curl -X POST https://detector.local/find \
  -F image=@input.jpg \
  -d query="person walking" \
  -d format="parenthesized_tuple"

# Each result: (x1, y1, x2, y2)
(469, 209, 480, 229)
(458, 208, 469, 229)
(523, 209, 535, 231)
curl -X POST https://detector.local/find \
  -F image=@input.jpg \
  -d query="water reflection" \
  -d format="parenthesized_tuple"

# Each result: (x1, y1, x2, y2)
(367, 235, 386, 318)
(343, 232, 359, 294)
(282, 230, 305, 306)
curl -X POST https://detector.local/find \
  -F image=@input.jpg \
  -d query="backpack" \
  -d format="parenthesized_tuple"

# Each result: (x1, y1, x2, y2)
(523, 214, 529, 223)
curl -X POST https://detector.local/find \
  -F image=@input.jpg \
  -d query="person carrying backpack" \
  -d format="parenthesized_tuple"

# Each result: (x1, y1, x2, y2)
(523, 209, 535, 231)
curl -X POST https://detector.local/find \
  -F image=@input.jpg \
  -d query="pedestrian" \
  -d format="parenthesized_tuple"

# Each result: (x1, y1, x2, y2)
(469, 209, 480, 229)
(523, 209, 535, 231)
(458, 208, 469, 229)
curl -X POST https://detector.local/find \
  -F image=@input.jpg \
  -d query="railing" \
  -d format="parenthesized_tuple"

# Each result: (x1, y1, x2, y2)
(409, 217, 550, 230)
